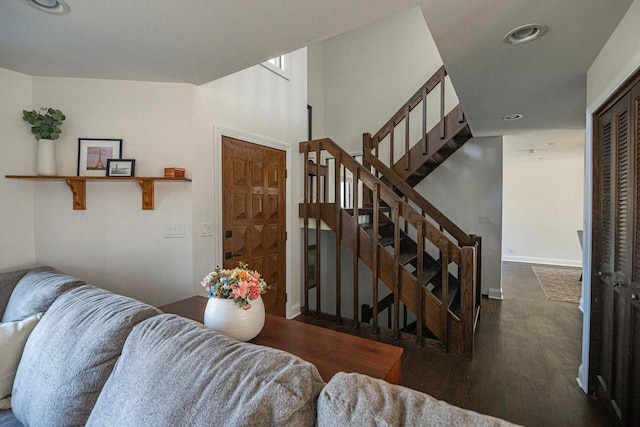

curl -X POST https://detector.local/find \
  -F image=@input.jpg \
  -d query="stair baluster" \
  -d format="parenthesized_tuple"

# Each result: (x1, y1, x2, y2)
(393, 201, 401, 340)
(372, 183, 380, 335)
(335, 153, 342, 324)
(441, 240, 449, 352)
(303, 146, 310, 313)
(404, 105, 410, 171)
(417, 222, 424, 347)
(422, 87, 428, 155)
(352, 167, 360, 330)
(315, 148, 322, 318)
(440, 68, 446, 139)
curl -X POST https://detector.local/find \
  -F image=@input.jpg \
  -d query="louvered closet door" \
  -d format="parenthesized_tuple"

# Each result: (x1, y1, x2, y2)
(593, 91, 632, 423)
(628, 82, 640, 425)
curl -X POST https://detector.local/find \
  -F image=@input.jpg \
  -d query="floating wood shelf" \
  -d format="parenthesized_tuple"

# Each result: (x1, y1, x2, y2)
(5, 175, 192, 210)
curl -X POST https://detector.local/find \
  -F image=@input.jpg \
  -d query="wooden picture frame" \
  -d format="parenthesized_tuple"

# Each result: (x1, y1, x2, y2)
(77, 138, 122, 176)
(106, 159, 135, 177)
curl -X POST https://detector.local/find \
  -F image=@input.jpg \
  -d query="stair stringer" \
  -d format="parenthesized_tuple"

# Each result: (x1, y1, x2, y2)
(389, 105, 472, 186)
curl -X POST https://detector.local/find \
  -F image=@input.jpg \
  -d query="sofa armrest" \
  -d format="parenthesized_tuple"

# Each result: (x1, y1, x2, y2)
(0, 269, 29, 320)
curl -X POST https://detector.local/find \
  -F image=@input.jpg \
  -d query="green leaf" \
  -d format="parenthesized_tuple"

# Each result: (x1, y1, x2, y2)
(31, 127, 39, 135)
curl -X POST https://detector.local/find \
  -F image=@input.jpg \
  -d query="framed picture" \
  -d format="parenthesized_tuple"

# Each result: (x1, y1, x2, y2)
(106, 159, 135, 177)
(77, 138, 122, 176)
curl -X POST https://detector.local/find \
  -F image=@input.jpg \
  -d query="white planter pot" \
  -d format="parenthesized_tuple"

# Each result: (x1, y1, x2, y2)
(203, 295, 265, 341)
(36, 139, 57, 176)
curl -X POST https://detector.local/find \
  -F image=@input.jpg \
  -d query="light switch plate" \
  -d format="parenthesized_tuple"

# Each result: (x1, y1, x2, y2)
(479, 215, 495, 224)
(163, 224, 185, 238)
(201, 222, 214, 237)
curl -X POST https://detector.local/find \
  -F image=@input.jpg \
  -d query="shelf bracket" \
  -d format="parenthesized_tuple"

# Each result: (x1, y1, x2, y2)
(138, 178, 155, 210)
(65, 179, 86, 210)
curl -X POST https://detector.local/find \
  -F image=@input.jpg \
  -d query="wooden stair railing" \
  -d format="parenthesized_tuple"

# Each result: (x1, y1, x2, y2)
(363, 66, 473, 188)
(300, 138, 477, 358)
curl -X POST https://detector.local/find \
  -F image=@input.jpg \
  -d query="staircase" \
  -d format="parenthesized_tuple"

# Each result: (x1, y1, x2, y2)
(299, 66, 480, 358)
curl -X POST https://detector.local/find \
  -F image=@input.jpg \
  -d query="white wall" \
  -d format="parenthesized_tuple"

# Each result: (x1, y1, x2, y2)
(0, 49, 308, 316)
(502, 130, 585, 267)
(307, 43, 325, 139)
(0, 68, 36, 272)
(321, 6, 458, 153)
(580, 0, 640, 393)
(30, 77, 195, 307)
(192, 48, 308, 318)
(415, 137, 503, 297)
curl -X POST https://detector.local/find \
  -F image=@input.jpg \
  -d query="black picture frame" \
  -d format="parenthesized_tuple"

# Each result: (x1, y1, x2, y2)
(106, 159, 136, 177)
(77, 138, 123, 176)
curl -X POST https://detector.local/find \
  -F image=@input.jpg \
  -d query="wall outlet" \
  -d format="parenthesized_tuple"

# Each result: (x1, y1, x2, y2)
(200, 222, 214, 237)
(508, 247, 514, 254)
(163, 224, 185, 238)
(479, 215, 495, 224)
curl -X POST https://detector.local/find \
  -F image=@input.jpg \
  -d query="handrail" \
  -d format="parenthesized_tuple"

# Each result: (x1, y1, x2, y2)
(370, 66, 447, 146)
(363, 151, 474, 246)
(302, 138, 462, 264)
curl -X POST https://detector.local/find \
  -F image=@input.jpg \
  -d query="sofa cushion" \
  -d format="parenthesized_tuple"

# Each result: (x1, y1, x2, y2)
(0, 312, 43, 409)
(0, 269, 29, 321)
(317, 372, 519, 427)
(1, 266, 85, 322)
(0, 409, 22, 427)
(87, 314, 325, 427)
(11, 285, 160, 427)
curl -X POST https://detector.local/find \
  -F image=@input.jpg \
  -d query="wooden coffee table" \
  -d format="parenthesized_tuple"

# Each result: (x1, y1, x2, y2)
(159, 296, 403, 384)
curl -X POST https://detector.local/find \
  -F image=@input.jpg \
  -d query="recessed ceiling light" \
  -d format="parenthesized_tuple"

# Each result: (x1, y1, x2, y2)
(503, 114, 523, 121)
(22, 0, 70, 14)
(504, 24, 547, 45)
(544, 142, 558, 146)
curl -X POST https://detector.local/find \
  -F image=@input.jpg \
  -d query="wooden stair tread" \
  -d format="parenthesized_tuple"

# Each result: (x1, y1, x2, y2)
(345, 207, 390, 215)
(430, 277, 461, 306)
(398, 252, 417, 265)
(360, 222, 393, 231)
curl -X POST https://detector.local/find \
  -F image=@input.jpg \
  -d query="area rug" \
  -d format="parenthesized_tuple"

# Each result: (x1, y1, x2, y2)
(531, 265, 582, 304)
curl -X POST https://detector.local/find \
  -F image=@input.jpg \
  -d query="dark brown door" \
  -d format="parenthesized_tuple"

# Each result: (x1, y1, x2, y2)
(591, 79, 640, 425)
(222, 136, 286, 317)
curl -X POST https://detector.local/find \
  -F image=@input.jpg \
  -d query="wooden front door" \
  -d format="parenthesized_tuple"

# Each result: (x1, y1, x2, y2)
(222, 136, 286, 317)
(591, 77, 640, 425)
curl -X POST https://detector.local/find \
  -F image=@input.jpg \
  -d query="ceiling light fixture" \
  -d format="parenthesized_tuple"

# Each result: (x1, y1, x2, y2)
(544, 142, 558, 146)
(503, 113, 523, 121)
(504, 24, 547, 45)
(23, 0, 70, 15)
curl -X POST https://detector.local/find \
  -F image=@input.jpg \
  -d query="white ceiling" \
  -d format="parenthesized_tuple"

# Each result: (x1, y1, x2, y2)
(503, 129, 586, 161)
(0, 0, 418, 85)
(0, 0, 634, 137)
(420, 0, 633, 136)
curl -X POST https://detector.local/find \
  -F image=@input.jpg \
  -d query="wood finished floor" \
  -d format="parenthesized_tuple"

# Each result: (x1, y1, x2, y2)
(294, 262, 609, 427)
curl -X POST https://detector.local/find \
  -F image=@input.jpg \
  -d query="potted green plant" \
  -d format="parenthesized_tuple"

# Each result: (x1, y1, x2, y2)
(22, 107, 66, 176)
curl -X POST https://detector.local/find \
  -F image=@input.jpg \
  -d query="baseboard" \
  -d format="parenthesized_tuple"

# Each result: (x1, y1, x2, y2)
(288, 303, 301, 319)
(502, 255, 583, 268)
(487, 287, 503, 300)
(577, 364, 588, 393)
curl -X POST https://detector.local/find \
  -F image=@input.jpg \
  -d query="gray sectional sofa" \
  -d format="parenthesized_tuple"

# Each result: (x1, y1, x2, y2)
(0, 267, 516, 426)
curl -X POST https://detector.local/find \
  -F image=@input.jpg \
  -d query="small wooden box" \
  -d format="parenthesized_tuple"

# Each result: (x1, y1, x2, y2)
(164, 168, 185, 178)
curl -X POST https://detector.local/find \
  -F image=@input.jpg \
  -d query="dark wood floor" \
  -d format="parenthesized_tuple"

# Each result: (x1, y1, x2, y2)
(295, 262, 610, 427)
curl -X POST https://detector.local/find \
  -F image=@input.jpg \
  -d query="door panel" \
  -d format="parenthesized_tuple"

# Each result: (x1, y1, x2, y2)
(592, 78, 640, 426)
(222, 136, 286, 317)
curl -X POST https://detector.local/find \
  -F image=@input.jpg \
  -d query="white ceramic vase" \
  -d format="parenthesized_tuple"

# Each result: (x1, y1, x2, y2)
(36, 138, 57, 176)
(203, 295, 265, 341)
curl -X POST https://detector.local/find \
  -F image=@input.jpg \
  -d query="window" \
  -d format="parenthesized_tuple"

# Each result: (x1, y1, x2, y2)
(261, 54, 290, 80)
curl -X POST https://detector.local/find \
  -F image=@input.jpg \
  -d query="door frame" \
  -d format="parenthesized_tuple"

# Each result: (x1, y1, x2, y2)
(213, 124, 293, 317)
(581, 60, 640, 393)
